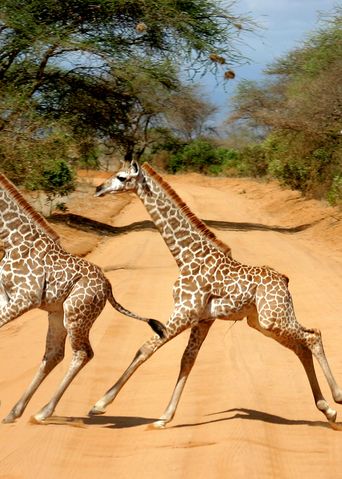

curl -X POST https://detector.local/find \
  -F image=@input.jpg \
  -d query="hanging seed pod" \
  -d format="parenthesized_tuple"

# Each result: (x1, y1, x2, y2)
(209, 53, 226, 64)
(224, 70, 236, 80)
(209, 53, 220, 62)
(136, 22, 147, 33)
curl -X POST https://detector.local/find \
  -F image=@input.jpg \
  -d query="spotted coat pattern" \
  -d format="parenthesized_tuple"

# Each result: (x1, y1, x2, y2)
(0, 174, 165, 424)
(92, 161, 342, 426)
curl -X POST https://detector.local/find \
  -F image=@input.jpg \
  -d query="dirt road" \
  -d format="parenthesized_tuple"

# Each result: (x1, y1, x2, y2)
(0, 174, 342, 479)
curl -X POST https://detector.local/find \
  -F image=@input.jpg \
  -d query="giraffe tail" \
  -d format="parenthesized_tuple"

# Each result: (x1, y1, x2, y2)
(107, 290, 166, 338)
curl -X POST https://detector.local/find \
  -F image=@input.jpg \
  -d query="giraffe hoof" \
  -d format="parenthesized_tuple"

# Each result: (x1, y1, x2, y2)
(328, 410, 337, 423)
(317, 400, 337, 423)
(2, 414, 16, 424)
(30, 415, 58, 425)
(30, 415, 48, 425)
(88, 405, 106, 416)
(324, 407, 337, 423)
(151, 420, 167, 429)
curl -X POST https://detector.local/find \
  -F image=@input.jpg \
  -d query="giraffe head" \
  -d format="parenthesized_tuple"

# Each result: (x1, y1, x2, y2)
(95, 161, 142, 197)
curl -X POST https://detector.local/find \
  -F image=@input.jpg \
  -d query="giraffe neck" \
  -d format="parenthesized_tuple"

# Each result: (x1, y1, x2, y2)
(0, 175, 59, 248)
(137, 164, 230, 266)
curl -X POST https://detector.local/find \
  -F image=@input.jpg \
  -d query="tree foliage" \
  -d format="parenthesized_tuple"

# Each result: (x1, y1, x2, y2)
(0, 0, 253, 194)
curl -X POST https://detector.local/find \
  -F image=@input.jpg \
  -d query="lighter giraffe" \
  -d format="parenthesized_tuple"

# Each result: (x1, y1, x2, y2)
(0, 173, 165, 424)
(93, 161, 342, 427)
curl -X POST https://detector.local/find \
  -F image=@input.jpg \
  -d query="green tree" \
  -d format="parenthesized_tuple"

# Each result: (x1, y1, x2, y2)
(0, 0, 254, 190)
(227, 7, 342, 202)
(167, 138, 238, 175)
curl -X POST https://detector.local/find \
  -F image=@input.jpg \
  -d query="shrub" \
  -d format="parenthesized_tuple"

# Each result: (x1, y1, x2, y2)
(40, 159, 75, 200)
(168, 139, 217, 173)
(167, 139, 238, 175)
(235, 144, 268, 177)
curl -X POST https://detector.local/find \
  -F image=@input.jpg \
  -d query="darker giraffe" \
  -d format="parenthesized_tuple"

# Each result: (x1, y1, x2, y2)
(0, 173, 165, 424)
(93, 161, 342, 427)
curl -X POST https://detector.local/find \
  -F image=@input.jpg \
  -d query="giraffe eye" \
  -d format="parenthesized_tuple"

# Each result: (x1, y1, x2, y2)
(117, 175, 126, 182)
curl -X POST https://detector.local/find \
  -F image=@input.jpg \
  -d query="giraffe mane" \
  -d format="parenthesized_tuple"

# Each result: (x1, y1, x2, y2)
(0, 174, 60, 241)
(142, 163, 231, 255)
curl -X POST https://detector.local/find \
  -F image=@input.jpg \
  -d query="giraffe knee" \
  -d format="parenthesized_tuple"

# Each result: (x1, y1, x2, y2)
(302, 328, 323, 351)
(38, 347, 65, 374)
(134, 345, 149, 361)
(74, 344, 94, 363)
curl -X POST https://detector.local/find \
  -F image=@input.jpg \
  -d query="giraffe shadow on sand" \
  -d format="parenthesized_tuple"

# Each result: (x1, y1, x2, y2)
(30, 409, 342, 431)
(172, 407, 342, 430)
(50, 212, 320, 237)
(29, 414, 157, 429)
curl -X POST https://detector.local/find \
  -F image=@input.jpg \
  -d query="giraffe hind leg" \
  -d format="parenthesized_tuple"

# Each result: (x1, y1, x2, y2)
(302, 327, 342, 405)
(296, 343, 337, 422)
(254, 311, 340, 423)
(254, 280, 342, 423)
(2, 311, 67, 423)
(285, 329, 340, 422)
(32, 323, 94, 423)
(32, 282, 106, 423)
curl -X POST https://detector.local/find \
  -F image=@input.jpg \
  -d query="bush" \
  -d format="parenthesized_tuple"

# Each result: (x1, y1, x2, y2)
(267, 155, 311, 191)
(40, 159, 75, 199)
(234, 144, 269, 177)
(168, 139, 216, 173)
(167, 139, 238, 175)
(266, 137, 337, 195)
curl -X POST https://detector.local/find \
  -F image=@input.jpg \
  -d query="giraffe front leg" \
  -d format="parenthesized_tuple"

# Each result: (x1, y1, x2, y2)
(154, 320, 214, 428)
(90, 285, 208, 420)
(2, 311, 66, 423)
(89, 320, 188, 416)
(89, 334, 169, 416)
(0, 273, 45, 328)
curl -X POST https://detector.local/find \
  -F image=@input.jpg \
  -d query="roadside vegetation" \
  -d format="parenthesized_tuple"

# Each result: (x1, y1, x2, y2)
(1, 2, 340, 207)
(148, 7, 342, 206)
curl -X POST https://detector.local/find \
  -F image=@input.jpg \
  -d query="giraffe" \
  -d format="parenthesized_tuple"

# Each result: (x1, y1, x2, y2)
(92, 160, 342, 427)
(0, 173, 166, 424)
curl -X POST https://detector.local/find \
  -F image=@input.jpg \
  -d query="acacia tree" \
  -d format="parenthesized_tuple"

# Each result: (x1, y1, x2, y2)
(0, 0, 251, 82)
(36, 58, 182, 162)
(0, 0, 254, 186)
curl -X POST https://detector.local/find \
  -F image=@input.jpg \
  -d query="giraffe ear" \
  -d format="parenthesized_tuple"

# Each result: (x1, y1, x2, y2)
(131, 160, 140, 176)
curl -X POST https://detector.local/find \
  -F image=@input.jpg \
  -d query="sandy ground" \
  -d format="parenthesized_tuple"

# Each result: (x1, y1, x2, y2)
(0, 172, 342, 479)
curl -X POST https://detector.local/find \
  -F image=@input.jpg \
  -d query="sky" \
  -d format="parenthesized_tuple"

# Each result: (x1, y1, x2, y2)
(201, 0, 340, 124)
